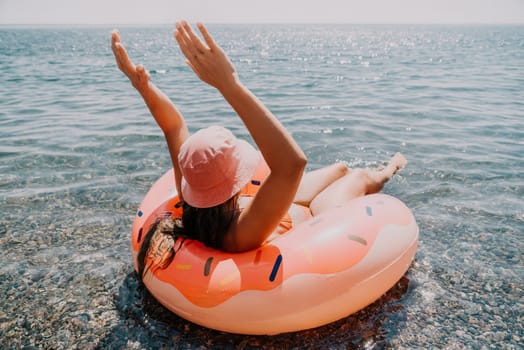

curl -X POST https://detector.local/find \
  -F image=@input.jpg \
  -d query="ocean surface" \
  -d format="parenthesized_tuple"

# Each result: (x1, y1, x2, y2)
(0, 24, 522, 349)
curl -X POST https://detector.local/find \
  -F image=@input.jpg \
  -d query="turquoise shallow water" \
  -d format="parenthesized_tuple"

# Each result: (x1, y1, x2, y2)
(1, 24, 523, 348)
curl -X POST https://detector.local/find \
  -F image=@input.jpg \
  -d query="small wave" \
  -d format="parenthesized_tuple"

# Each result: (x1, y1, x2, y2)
(149, 69, 167, 74)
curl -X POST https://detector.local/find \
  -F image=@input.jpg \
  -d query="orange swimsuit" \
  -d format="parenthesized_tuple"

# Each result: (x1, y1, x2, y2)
(237, 158, 312, 236)
(277, 204, 312, 233)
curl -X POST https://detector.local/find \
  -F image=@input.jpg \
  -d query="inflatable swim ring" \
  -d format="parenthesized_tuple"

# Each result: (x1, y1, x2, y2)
(131, 159, 419, 335)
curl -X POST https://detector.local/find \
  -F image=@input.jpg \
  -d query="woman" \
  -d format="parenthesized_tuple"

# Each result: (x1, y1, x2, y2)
(111, 21, 407, 277)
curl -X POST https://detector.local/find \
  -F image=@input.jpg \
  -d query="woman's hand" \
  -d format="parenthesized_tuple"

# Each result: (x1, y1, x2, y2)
(174, 21, 239, 92)
(111, 30, 150, 93)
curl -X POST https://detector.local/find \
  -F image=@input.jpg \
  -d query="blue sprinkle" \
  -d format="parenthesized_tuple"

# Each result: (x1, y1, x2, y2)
(137, 210, 143, 217)
(366, 206, 372, 216)
(251, 180, 261, 186)
(269, 254, 282, 282)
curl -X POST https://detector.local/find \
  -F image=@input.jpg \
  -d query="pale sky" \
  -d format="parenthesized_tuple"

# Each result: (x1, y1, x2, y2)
(0, 0, 523, 24)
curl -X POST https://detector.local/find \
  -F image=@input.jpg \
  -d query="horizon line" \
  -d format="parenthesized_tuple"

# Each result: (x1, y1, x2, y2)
(1, 21, 524, 27)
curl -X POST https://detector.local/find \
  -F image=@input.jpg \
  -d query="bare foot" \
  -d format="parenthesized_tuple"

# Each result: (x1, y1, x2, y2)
(366, 153, 407, 191)
(385, 152, 407, 175)
(111, 30, 150, 92)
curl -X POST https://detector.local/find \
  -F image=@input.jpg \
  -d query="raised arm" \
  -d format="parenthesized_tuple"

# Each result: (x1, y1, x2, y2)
(111, 30, 189, 197)
(174, 22, 307, 251)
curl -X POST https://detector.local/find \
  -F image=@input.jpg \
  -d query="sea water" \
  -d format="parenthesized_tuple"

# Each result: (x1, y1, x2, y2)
(0, 24, 522, 349)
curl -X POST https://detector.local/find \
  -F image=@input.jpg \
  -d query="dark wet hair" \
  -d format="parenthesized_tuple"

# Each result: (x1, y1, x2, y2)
(181, 194, 239, 250)
(136, 195, 239, 281)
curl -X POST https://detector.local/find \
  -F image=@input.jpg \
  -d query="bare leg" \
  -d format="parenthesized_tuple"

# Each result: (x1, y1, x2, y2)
(293, 163, 350, 206)
(309, 153, 407, 216)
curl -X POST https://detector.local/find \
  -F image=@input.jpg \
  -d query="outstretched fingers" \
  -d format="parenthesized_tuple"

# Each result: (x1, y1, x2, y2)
(111, 30, 121, 51)
(111, 30, 124, 69)
(110, 30, 151, 92)
(197, 23, 218, 51)
(173, 21, 237, 90)
(111, 30, 136, 76)
(174, 25, 193, 61)
(181, 21, 208, 54)
(174, 21, 216, 64)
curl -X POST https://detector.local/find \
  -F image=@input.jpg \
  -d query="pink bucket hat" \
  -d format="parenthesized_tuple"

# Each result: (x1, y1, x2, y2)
(178, 126, 260, 208)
